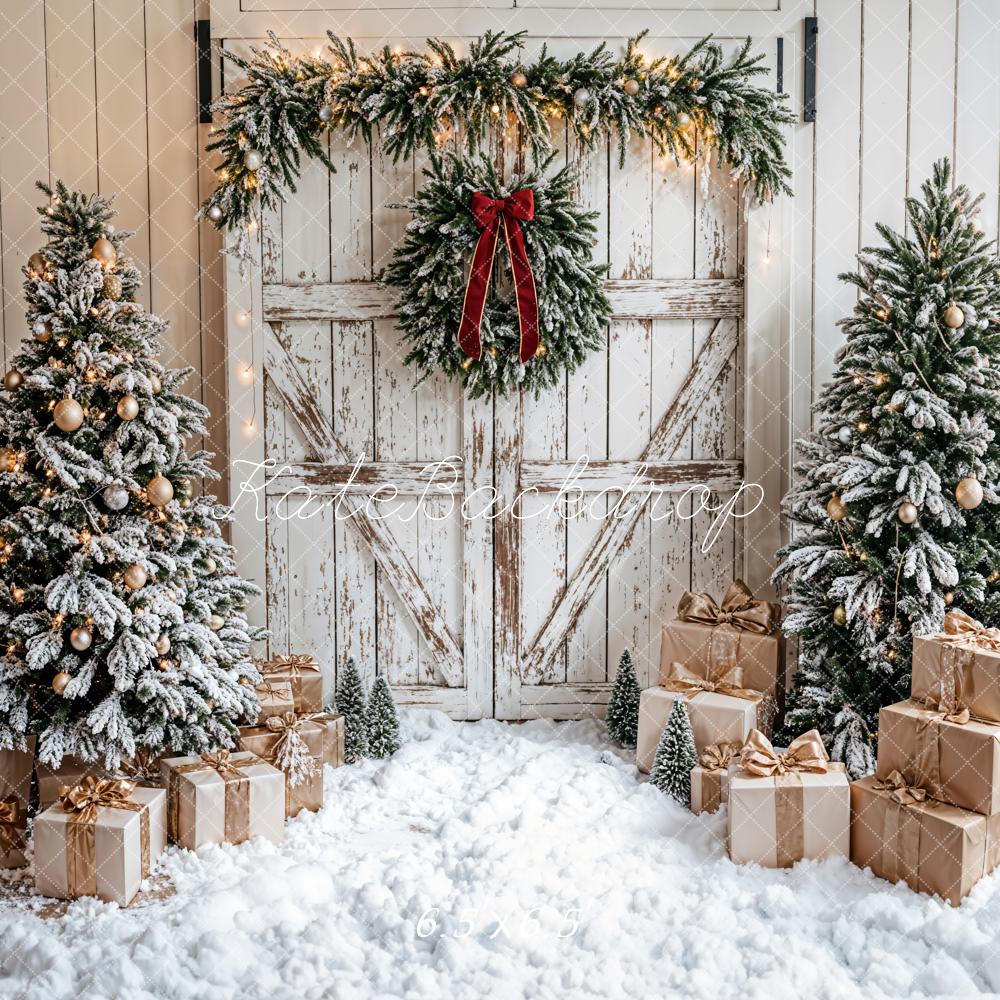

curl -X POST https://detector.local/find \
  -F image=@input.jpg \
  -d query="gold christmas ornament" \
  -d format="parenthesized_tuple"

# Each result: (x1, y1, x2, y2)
(146, 474, 174, 507)
(826, 496, 847, 521)
(885, 647, 898, 663)
(944, 591, 955, 605)
(69, 626, 93, 651)
(51, 671, 72, 695)
(0, 448, 16, 473)
(833, 604, 847, 626)
(207, 204, 224, 223)
(53, 398, 84, 432)
(318, 104, 334, 122)
(149, 374, 161, 394)
(123, 563, 148, 590)
(955, 476, 984, 510)
(102, 273, 123, 301)
(11, 586, 24, 603)
(535, 342, 547, 358)
(622, 78, 640, 96)
(155, 633, 170, 655)
(90, 237, 117, 267)
(203, 557, 217, 574)
(897, 501, 918, 524)
(510, 71, 528, 88)
(33, 320, 51, 342)
(943, 303, 965, 329)
(208, 614, 224, 631)
(243, 149, 263, 171)
(27, 252, 47, 275)
(3, 369, 23, 391)
(116, 394, 139, 421)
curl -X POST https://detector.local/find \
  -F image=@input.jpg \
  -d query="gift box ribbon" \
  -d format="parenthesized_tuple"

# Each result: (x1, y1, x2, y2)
(662, 661, 761, 703)
(0, 795, 26, 855)
(697, 742, 740, 813)
(677, 580, 777, 636)
(940, 609, 1000, 651)
(905, 695, 971, 802)
(738, 729, 830, 868)
(166, 749, 252, 844)
(59, 777, 149, 898)
(873, 770, 933, 888)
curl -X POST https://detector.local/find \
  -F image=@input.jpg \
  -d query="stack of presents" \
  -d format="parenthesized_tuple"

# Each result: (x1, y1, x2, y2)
(638, 584, 1000, 906)
(1, 654, 344, 906)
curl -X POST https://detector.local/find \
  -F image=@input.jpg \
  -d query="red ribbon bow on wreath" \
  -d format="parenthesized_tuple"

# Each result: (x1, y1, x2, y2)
(458, 189, 539, 364)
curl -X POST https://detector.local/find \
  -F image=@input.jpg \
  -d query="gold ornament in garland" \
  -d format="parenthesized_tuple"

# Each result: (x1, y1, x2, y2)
(510, 70, 528, 88)
(51, 671, 72, 695)
(27, 252, 48, 277)
(3, 370, 22, 391)
(384, 154, 610, 398)
(116, 394, 139, 421)
(69, 626, 92, 651)
(955, 476, 984, 510)
(897, 501, 918, 524)
(0, 448, 17, 472)
(833, 604, 847, 626)
(53, 398, 84, 432)
(32, 320, 51, 342)
(102, 273, 123, 301)
(123, 563, 148, 590)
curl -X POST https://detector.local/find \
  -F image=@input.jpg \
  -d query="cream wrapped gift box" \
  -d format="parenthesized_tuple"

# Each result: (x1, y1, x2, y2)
(239, 712, 324, 818)
(727, 729, 850, 868)
(253, 680, 295, 723)
(690, 741, 741, 815)
(160, 749, 286, 850)
(911, 611, 1000, 724)
(0, 736, 36, 869)
(34, 777, 166, 906)
(637, 676, 762, 774)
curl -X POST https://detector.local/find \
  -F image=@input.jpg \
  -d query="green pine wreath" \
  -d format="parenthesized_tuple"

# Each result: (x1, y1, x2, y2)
(384, 154, 611, 398)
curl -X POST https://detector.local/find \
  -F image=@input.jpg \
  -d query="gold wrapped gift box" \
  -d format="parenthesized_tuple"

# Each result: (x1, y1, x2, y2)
(33, 778, 167, 907)
(253, 680, 295, 723)
(911, 611, 1000, 725)
(160, 749, 286, 851)
(239, 714, 324, 818)
(637, 684, 762, 774)
(658, 581, 786, 716)
(259, 654, 323, 714)
(727, 730, 850, 869)
(876, 699, 1000, 816)
(690, 742, 741, 815)
(0, 736, 35, 869)
(851, 774, 1000, 907)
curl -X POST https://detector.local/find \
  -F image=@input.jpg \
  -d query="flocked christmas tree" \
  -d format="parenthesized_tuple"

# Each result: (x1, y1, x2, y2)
(649, 698, 697, 805)
(605, 649, 640, 747)
(367, 674, 401, 759)
(775, 160, 1000, 776)
(335, 657, 369, 763)
(0, 183, 266, 768)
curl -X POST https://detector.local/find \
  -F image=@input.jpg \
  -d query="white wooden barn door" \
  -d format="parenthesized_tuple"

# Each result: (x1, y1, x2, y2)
(219, 9, 798, 719)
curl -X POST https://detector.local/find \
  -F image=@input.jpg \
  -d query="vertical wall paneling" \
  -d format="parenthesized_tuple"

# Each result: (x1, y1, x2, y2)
(0, 0, 49, 367)
(811, 0, 862, 398)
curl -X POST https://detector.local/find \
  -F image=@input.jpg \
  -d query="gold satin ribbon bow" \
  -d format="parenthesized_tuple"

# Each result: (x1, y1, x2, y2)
(199, 748, 245, 780)
(662, 661, 761, 703)
(739, 728, 830, 777)
(0, 795, 25, 854)
(918, 693, 971, 725)
(677, 580, 776, 635)
(60, 776, 137, 824)
(940, 609, 1000, 650)
(873, 769, 929, 806)
(263, 654, 316, 676)
(699, 741, 741, 773)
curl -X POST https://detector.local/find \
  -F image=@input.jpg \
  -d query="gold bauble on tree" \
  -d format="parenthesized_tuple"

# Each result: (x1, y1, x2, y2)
(102, 273, 123, 301)
(833, 604, 847, 626)
(943, 303, 965, 329)
(885, 647, 898, 663)
(3, 369, 22, 391)
(149, 374, 161, 394)
(51, 671, 72, 695)
(955, 476, 984, 510)
(535, 342, 547, 358)
(0, 447, 17, 472)
(897, 501, 918, 524)
(622, 78, 640, 96)
(154, 633, 170, 655)
(69, 626, 92, 651)
(116, 394, 139, 421)
(510, 70, 528, 88)
(27, 252, 47, 275)
(826, 496, 846, 521)
(123, 563, 148, 590)
(146, 474, 174, 507)
(203, 557, 217, 574)
(53, 398, 84, 432)
(208, 614, 224, 631)
(90, 237, 117, 267)
(32, 320, 51, 342)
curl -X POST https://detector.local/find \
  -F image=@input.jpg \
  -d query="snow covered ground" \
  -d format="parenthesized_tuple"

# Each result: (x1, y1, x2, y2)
(3, 711, 1000, 999)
